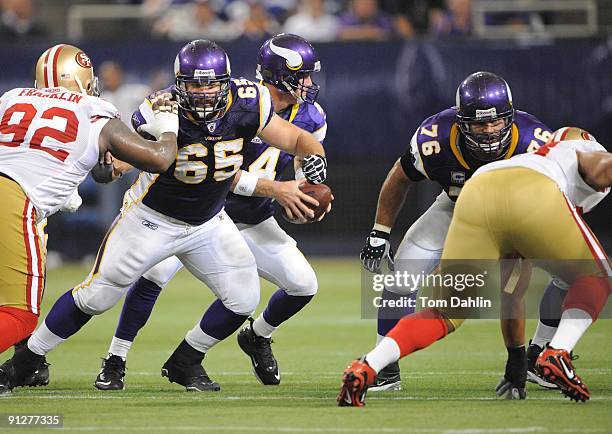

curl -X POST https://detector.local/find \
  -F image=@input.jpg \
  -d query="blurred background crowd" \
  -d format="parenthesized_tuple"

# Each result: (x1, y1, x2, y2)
(0, 0, 610, 263)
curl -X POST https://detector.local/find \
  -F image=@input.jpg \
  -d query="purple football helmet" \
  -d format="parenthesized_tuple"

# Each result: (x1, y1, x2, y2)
(456, 71, 515, 161)
(256, 33, 321, 104)
(174, 39, 231, 124)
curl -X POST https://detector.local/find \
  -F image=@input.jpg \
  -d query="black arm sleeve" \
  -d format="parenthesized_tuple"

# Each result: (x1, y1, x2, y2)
(399, 149, 427, 182)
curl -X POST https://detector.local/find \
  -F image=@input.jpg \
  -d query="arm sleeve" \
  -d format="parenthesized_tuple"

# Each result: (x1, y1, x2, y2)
(399, 130, 427, 181)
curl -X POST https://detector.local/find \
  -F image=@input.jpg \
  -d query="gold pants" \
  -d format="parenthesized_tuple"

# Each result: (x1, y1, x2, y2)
(0, 176, 46, 315)
(440, 168, 610, 329)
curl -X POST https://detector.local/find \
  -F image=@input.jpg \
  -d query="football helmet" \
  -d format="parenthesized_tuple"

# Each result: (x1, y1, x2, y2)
(35, 44, 99, 96)
(256, 33, 321, 104)
(549, 126, 596, 143)
(174, 39, 231, 124)
(456, 71, 514, 161)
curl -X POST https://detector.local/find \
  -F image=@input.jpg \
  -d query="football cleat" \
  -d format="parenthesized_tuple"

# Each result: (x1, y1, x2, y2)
(368, 361, 401, 392)
(0, 366, 12, 396)
(161, 360, 220, 392)
(337, 357, 377, 407)
(536, 346, 589, 402)
(13, 338, 50, 388)
(526, 340, 558, 389)
(94, 355, 126, 391)
(237, 318, 280, 385)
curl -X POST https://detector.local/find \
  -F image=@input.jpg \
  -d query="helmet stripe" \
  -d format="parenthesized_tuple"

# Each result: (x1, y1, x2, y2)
(50, 44, 66, 87)
(42, 47, 52, 87)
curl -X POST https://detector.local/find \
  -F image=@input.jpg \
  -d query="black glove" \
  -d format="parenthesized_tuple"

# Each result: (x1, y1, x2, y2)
(359, 229, 394, 273)
(90, 161, 115, 184)
(495, 346, 527, 400)
(302, 154, 327, 184)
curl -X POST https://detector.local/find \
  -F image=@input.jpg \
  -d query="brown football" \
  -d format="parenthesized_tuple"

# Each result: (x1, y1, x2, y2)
(282, 183, 333, 224)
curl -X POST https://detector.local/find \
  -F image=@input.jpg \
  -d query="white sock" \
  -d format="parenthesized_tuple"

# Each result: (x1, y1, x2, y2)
(185, 324, 219, 353)
(376, 334, 385, 345)
(365, 337, 401, 373)
(532, 321, 557, 347)
(549, 308, 593, 352)
(252, 314, 276, 338)
(108, 337, 133, 361)
(27, 321, 65, 356)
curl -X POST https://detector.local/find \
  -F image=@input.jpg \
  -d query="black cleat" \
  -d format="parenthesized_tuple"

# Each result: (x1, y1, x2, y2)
(94, 355, 126, 391)
(527, 341, 558, 389)
(161, 340, 220, 392)
(13, 338, 49, 388)
(0, 366, 12, 396)
(237, 318, 280, 385)
(368, 361, 401, 392)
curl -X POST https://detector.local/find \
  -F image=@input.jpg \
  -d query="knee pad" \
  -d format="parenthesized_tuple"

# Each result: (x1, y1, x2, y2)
(72, 279, 126, 315)
(563, 276, 611, 321)
(283, 264, 318, 297)
(220, 268, 260, 316)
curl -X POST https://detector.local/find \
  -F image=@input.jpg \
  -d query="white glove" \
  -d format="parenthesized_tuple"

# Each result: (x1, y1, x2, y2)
(60, 189, 82, 213)
(138, 92, 179, 140)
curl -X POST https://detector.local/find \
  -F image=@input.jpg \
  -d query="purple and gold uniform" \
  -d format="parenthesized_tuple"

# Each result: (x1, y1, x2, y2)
(400, 107, 552, 199)
(128, 78, 274, 225)
(225, 101, 327, 225)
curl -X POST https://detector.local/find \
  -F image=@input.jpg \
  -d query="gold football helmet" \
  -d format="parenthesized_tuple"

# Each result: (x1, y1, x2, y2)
(35, 44, 99, 96)
(550, 127, 596, 143)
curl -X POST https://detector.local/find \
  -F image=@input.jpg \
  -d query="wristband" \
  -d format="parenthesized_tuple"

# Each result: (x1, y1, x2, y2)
(373, 223, 392, 234)
(234, 170, 258, 196)
(294, 167, 306, 180)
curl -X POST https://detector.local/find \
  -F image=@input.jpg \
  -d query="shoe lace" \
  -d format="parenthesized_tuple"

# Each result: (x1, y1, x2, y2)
(253, 334, 275, 367)
(102, 356, 126, 379)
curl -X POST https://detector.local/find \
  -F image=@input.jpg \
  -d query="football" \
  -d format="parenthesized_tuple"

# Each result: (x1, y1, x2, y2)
(283, 183, 333, 224)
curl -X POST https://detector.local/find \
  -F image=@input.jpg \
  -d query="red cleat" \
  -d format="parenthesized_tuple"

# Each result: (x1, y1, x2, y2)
(337, 357, 377, 407)
(536, 346, 590, 402)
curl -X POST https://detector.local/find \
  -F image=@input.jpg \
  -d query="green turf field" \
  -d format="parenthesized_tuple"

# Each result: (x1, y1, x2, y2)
(1, 259, 610, 433)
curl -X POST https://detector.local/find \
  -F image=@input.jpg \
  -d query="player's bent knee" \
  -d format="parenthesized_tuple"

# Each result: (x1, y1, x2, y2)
(73, 282, 126, 315)
(221, 269, 260, 316)
(284, 266, 318, 297)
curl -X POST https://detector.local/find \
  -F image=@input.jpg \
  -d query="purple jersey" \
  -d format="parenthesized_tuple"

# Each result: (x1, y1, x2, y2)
(400, 107, 551, 199)
(127, 78, 274, 225)
(225, 101, 327, 225)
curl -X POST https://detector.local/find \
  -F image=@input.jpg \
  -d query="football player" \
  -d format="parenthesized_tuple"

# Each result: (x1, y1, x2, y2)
(339, 127, 611, 405)
(93, 34, 329, 391)
(358, 71, 566, 393)
(0, 44, 178, 394)
(0, 39, 327, 394)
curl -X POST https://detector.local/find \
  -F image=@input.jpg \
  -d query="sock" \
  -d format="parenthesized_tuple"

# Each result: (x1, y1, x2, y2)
(108, 337, 132, 360)
(252, 315, 276, 339)
(549, 308, 593, 352)
(115, 277, 162, 342)
(376, 289, 415, 340)
(386, 308, 449, 358)
(167, 339, 206, 366)
(261, 289, 313, 328)
(531, 321, 557, 348)
(538, 280, 567, 328)
(184, 299, 246, 353)
(27, 321, 65, 356)
(0, 307, 38, 354)
(366, 337, 401, 373)
(376, 334, 386, 345)
(44, 290, 92, 339)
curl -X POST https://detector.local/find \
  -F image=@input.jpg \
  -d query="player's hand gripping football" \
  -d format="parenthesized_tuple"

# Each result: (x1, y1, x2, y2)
(275, 179, 319, 223)
(360, 229, 394, 273)
(138, 92, 179, 140)
(301, 154, 327, 184)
